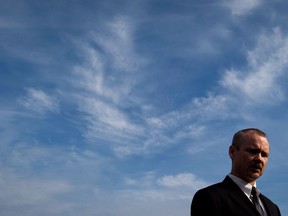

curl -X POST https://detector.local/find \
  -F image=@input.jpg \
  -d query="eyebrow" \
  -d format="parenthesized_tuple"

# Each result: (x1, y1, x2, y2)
(245, 147, 269, 157)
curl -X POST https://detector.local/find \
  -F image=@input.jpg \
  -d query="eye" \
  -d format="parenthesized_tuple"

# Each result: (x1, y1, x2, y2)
(261, 152, 269, 158)
(247, 149, 259, 155)
(246, 148, 269, 158)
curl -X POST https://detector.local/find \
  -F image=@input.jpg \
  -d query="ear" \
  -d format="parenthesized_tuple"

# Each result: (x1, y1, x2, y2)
(229, 145, 235, 160)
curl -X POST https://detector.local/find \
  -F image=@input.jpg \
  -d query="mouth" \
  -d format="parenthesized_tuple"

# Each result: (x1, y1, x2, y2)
(250, 164, 262, 172)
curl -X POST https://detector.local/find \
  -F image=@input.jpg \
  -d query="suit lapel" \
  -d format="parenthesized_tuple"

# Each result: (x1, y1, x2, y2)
(259, 194, 272, 216)
(222, 176, 261, 216)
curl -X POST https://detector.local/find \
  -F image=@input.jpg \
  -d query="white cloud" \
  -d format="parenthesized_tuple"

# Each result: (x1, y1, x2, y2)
(71, 16, 147, 104)
(190, 93, 232, 120)
(80, 98, 144, 142)
(119, 172, 208, 202)
(223, 0, 262, 16)
(221, 28, 288, 104)
(69, 15, 233, 158)
(69, 16, 288, 160)
(111, 95, 228, 156)
(128, 29, 288, 157)
(174, 125, 206, 140)
(73, 46, 127, 104)
(157, 173, 208, 189)
(19, 88, 59, 114)
(90, 16, 148, 73)
(69, 16, 150, 154)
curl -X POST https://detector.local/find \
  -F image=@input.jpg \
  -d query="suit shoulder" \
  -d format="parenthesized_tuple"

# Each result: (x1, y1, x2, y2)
(197, 181, 228, 192)
(194, 181, 230, 199)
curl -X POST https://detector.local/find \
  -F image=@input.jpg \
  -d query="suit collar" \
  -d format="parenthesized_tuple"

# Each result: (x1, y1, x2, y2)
(222, 176, 263, 216)
(228, 174, 255, 198)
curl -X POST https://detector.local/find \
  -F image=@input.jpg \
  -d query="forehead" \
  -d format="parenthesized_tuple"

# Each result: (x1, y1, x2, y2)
(241, 133, 270, 150)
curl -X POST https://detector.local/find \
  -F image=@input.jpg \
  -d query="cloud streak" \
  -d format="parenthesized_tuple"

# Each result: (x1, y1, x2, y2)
(19, 88, 59, 114)
(0, 167, 71, 207)
(223, 0, 262, 15)
(157, 173, 208, 189)
(119, 172, 209, 201)
(71, 16, 148, 150)
(221, 28, 288, 104)
(70, 23, 288, 160)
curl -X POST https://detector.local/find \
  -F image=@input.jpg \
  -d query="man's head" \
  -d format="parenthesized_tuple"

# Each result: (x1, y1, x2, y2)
(229, 128, 270, 185)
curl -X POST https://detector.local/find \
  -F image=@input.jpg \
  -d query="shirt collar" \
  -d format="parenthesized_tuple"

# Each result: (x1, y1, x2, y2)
(228, 173, 258, 198)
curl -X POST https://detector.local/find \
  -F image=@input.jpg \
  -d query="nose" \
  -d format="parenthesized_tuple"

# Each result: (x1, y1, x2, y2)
(254, 152, 263, 161)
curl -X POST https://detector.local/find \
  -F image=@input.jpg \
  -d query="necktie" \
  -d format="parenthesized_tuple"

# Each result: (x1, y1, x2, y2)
(251, 186, 264, 215)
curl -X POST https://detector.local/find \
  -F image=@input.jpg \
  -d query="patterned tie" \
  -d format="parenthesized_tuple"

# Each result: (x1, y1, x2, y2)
(251, 186, 264, 215)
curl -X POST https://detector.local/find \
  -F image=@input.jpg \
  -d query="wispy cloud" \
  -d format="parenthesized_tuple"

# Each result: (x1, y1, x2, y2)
(80, 98, 144, 143)
(134, 28, 288, 156)
(0, 168, 71, 207)
(221, 28, 288, 104)
(223, 0, 262, 16)
(92, 16, 146, 72)
(190, 93, 232, 120)
(69, 16, 149, 152)
(120, 172, 209, 201)
(70, 23, 288, 159)
(19, 88, 59, 114)
(157, 173, 208, 189)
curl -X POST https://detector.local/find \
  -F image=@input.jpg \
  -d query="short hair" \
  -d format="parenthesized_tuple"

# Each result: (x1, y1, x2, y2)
(232, 128, 267, 149)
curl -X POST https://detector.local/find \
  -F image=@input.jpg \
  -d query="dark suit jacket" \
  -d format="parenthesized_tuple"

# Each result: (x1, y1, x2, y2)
(191, 176, 281, 216)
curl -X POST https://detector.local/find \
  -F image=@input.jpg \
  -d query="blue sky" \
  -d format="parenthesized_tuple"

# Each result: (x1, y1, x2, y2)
(1, 0, 288, 215)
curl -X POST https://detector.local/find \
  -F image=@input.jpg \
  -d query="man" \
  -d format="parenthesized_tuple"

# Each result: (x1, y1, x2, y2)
(190, 128, 281, 216)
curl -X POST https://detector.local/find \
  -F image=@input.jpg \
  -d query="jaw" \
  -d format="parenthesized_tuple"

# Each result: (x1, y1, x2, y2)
(248, 169, 262, 181)
(231, 165, 264, 183)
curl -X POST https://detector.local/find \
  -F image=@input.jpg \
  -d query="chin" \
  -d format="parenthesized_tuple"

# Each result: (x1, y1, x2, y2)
(250, 173, 261, 180)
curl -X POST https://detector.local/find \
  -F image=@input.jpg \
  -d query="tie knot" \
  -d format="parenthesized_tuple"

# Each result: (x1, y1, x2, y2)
(251, 186, 259, 197)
